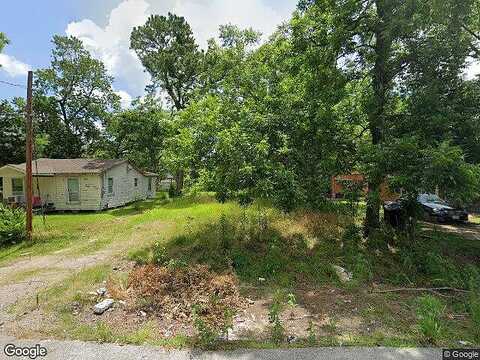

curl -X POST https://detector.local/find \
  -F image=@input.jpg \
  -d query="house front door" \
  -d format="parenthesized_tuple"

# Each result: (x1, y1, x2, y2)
(67, 178, 80, 203)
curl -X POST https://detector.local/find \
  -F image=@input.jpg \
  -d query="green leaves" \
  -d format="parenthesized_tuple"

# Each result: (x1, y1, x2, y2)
(0, 32, 8, 57)
(34, 35, 120, 158)
(0, 99, 25, 166)
(103, 98, 169, 173)
(130, 13, 201, 110)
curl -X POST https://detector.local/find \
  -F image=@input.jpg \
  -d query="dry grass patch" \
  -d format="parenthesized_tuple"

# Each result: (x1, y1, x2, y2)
(109, 264, 247, 329)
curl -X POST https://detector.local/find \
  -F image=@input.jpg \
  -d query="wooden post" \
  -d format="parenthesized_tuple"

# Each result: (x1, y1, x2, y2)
(25, 71, 33, 241)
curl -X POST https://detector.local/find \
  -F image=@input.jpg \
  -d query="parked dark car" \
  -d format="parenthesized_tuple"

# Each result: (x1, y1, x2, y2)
(417, 193, 468, 223)
(383, 193, 469, 227)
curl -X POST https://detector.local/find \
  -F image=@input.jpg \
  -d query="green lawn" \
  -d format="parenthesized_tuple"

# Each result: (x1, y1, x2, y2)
(472, 214, 480, 224)
(0, 193, 239, 265)
(4, 194, 480, 348)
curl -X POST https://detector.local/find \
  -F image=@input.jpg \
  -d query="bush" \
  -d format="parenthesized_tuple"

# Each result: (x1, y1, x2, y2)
(191, 305, 234, 348)
(268, 291, 286, 344)
(416, 295, 445, 343)
(342, 223, 362, 259)
(0, 205, 26, 246)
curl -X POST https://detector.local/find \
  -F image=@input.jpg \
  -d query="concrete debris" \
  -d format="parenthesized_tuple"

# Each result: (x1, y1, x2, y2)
(332, 265, 352, 283)
(93, 299, 114, 315)
(96, 287, 107, 296)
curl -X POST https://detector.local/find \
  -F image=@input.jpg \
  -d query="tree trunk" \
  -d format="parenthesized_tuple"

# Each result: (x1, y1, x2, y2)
(175, 169, 184, 195)
(364, 0, 392, 237)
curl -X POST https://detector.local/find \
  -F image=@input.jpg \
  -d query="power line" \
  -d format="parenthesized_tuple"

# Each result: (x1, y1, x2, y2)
(0, 79, 27, 89)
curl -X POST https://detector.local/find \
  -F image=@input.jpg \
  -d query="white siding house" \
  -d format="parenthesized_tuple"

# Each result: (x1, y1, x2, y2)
(0, 159, 157, 211)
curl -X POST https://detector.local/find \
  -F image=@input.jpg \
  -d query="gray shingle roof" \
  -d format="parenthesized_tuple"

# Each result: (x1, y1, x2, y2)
(7, 158, 128, 175)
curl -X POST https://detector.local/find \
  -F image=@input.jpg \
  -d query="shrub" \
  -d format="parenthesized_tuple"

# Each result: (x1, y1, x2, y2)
(0, 205, 26, 247)
(192, 304, 219, 347)
(416, 295, 445, 343)
(307, 320, 316, 345)
(268, 296, 285, 344)
(191, 304, 234, 348)
(152, 242, 168, 265)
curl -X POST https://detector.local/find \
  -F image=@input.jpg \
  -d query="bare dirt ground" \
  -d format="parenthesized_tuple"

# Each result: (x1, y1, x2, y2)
(421, 221, 480, 241)
(0, 219, 170, 337)
(0, 249, 123, 335)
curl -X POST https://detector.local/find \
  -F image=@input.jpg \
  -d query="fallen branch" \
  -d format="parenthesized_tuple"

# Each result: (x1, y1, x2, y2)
(373, 287, 468, 294)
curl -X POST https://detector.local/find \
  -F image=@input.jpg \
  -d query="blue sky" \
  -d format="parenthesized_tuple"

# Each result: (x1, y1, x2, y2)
(0, 0, 298, 106)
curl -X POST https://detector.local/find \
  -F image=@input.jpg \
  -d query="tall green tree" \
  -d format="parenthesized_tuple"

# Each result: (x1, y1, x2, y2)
(130, 13, 201, 111)
(131, 13, 203, 192)
(101, 97, 169, 173)
(0, 99, 25, 166)
(167, 24, 358, 209)
(297, 0, 480, 234)
(34, 35, 120, 158)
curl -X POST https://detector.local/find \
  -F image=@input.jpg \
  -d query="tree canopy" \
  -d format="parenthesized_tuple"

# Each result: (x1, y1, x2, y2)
(34, 35, 120, 158)
(130, 13, 202, 111)
(1, 4, 479, 237)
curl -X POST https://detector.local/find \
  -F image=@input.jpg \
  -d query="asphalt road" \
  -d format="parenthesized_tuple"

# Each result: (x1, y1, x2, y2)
(0, 336, 443, 360)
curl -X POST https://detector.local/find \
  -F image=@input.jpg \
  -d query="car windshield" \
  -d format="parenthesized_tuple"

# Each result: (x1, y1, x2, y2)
(418, 194, 448, 205)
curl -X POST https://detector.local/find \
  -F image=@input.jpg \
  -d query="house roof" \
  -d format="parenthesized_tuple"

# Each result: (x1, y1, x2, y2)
(4, 159, 157, 177)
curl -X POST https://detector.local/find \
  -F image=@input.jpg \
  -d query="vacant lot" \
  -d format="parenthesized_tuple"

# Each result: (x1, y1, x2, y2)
(1, 194, 479, 349)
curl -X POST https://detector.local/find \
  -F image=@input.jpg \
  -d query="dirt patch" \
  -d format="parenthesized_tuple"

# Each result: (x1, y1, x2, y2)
(0, 220, 171, 337)
(421, 221, 480, 241)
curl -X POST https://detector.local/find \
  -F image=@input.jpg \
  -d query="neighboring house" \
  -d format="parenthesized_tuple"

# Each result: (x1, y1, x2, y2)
(331, 173, 398, 201)
(159, 173, 175, 191)
(0, 159, 158, 211)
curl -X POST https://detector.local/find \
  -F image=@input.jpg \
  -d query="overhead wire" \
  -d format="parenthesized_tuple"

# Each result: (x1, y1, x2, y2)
(0, 79, 27, 89)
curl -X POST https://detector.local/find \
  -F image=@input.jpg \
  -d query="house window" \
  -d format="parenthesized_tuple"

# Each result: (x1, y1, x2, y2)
(134, 178, 138, 187)
(148, 178, 152, 192)
(12, 178, 24, 196)
(107, 178, 114, 194)
(67, 178, 80, 203)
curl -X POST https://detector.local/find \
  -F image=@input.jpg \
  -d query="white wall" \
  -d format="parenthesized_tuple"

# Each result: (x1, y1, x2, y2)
(53, 174, 102, 211)
(1, 162, 157, 211)
(100, 163, 156, 209)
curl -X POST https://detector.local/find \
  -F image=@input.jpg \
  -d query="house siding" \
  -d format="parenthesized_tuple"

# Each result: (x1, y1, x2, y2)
(1, 161, 157, 211)
(0, 167, 26, 201)
(53, 174, 102, 211)
(100, 162, 156, 209)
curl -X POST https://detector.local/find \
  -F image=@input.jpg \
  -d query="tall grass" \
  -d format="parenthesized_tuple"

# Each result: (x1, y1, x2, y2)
(415, 295, 445, 343)
(128, 206, 349, 287)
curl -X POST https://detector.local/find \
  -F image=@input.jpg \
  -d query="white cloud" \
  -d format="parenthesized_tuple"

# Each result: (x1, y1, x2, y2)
(65, 0, 296, 98)
(0, 53, 31, 77)
(116, 89, 133, 108)
(465, 59, 480, 80)
(66, 0, 152, 96)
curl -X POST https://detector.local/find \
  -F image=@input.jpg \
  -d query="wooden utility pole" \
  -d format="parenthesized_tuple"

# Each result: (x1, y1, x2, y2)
(25, 70, 33, 241)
